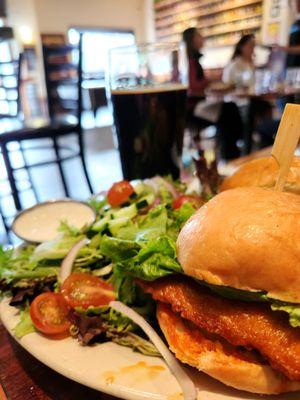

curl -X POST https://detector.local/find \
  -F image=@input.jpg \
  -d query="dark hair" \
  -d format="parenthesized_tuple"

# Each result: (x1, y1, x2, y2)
(182, 27, 198, 58)
(231, 34, 255, 60)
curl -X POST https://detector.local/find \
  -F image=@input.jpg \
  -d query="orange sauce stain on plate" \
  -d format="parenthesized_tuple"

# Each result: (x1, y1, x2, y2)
(167, 392, 183, 400)
(103, 361, 166, 385)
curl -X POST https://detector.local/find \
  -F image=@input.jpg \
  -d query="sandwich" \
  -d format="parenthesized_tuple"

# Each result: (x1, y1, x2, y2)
(138, 187, 300, 394)
(220, 156, 300, 193)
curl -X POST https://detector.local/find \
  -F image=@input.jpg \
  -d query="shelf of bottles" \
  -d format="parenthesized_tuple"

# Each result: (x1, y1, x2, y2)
(154, 0, 263, 47)
(42, 44, 79, 117)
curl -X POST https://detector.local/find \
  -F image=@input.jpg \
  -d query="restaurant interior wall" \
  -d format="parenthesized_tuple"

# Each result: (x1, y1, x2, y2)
(33, 0, 151, 43)
(5, 0, 154, 108)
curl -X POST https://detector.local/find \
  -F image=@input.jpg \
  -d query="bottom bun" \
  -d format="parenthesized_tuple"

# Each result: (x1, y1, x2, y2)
(157, 302, 300, 395)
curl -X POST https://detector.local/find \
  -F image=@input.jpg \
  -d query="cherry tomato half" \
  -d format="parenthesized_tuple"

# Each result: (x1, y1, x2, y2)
(172, 195, 204, 210)
(107, 180, 134, 207)
(30, 292, 71, 335)
(61, 273, 115, 309)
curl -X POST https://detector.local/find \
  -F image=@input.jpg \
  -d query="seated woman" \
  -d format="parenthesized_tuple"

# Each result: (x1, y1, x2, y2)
(223, 34, 255, 89)
(183, 27, 243, 160)
(223, 34, 275, 148)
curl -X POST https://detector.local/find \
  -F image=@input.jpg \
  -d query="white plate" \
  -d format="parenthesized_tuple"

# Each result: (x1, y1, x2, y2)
(0, 297, 299, 400)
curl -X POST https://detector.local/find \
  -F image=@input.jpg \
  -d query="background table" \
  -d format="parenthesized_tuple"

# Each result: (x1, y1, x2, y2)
(207, 87, 300, 155)
(0, 324, 117, 400)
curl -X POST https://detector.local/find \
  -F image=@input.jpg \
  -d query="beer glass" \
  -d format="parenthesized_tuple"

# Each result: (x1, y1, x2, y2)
(109, 43, 187, 180)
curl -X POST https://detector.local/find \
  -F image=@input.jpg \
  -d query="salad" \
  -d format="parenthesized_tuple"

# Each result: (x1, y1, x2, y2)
(0, 175, 208, 356)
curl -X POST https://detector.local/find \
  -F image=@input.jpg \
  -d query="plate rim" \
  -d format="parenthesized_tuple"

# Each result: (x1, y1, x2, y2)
(0, 296, 181, 400)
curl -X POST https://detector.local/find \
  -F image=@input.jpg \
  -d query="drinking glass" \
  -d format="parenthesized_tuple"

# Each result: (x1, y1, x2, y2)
(109, 43, 187, 180)
(285, 68, 300, 90)
(254, 69, 273, 94)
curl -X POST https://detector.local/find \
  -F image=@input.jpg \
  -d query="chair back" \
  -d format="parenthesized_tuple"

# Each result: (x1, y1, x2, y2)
(16, 52, 23, 117)
(77, 33, 83, 131)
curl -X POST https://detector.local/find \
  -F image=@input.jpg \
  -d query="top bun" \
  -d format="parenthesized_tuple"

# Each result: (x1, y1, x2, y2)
(220, 156, 300, 194)
(177, 187, 300, 303)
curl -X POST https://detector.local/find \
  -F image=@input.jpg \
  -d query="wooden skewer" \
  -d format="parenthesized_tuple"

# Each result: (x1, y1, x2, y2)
(271, 103, 300, 191)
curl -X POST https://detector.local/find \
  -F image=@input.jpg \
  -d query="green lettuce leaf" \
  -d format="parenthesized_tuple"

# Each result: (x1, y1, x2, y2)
(0, 246, 13, 277)
(271, 303, 300, 328)
(166, 202, 197, 240)
(115, 236, 182, 282)
(58, 220, 82, 237)
(31, 234, 84, 261)
(121, 254, 181, 281)
(2, 267, 60, 282)
(0, 244, 59, 283)
(138, 236, 176, 261)
(173, 202, 197, 226)
(31, 233, 103, 268)
(158, 184, 173, 203)
(136, 205, 168, 242)
(88, 197, 107, 213)
(100, 236, 140, 262)
(112, 272, 139, 304)
(114, 220, 139, 241)
(14, 306, 35, 338)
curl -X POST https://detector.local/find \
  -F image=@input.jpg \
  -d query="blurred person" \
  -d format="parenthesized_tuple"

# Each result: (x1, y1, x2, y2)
(223, 34, 255, 88)
(223, 34, 275, 148)
(183, 27, 243, 160)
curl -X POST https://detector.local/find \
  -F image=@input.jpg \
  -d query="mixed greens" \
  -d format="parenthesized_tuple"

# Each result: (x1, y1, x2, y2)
(0, 177, 200, 353)
(1, 171, 300, 359)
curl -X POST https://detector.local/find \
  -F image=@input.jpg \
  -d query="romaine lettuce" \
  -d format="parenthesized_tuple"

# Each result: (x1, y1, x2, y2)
(32, 234, 84, 261)
(136, 205, 168, 242)
(114, 236, 182, 282)
(100, 236, 140, 262)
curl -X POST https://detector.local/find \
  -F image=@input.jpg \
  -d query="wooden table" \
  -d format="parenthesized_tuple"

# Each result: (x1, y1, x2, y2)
(207, 87, 300, 155)
(0, 324, 116, 400)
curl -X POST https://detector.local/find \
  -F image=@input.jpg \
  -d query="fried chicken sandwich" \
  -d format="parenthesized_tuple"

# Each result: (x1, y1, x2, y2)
(139, 187, 300, 394)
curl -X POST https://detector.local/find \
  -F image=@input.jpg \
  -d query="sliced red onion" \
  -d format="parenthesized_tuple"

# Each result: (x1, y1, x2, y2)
(151, 197, 161, 208)
(59, 238, 90, 283)
(110, 301, 197, 400)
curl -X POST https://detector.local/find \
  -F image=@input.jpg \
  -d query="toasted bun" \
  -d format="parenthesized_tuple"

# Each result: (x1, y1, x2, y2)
(157, 302, 300, 394)
(177, 187, 300, 303)
(220, 156, 300, 193)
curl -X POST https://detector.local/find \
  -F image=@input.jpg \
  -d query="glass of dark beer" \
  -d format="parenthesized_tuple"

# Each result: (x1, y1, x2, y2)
(109, 43, 187, 180)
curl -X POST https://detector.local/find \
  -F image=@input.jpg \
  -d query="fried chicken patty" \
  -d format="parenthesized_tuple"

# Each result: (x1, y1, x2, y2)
(157, 302, 300, 394)
(138, 275, 300, 381)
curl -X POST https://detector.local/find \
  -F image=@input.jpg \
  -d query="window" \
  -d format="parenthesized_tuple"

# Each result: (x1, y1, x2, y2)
(0, 38, 18, 118)
(69, 28, 135, 80)
(68, 28, 135, 128)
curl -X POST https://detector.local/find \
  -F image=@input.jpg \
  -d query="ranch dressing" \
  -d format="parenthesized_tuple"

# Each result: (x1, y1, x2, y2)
(13, 201, 95, 242)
